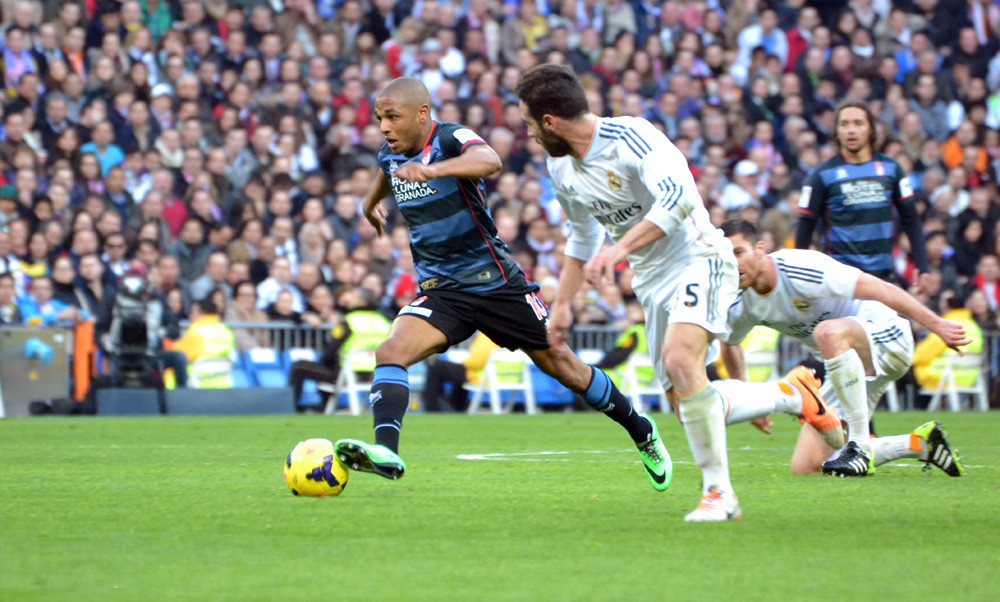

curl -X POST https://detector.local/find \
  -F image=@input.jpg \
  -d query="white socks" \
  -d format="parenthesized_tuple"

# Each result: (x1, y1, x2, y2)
(713, 379, 801, 425)
(871, 435, 919, 467)
(825, 349, 869, 447)
(678, 382, 733, 495)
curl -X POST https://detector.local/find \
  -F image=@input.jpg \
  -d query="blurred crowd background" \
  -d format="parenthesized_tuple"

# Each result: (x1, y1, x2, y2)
(1, 0, 999, 349)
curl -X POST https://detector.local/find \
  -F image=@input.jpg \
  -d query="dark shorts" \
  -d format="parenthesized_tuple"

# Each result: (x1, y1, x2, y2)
(397, 284, 550, 351)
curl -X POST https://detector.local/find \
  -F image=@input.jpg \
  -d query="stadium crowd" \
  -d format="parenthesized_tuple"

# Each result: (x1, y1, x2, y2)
(0, 0, 998, 356)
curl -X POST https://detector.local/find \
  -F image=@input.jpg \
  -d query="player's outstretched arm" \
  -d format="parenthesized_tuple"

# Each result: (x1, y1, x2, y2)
(854, 274, 972, 352)
(719, 342, 747, 381)
(584, 220, 664, 287)
(362, 169, 392, 236)
(393, 145, 502, 182)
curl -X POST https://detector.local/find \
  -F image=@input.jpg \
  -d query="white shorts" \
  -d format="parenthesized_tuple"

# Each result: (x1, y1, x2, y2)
(634, 255, 740, 391)
(819, 315, 914, 415)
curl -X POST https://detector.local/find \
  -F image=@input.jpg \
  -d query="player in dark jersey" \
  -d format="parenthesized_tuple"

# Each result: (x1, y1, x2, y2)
(795, 100, 930, 285)
(795, 100, 930, 438)
(333, 78, 673, 492)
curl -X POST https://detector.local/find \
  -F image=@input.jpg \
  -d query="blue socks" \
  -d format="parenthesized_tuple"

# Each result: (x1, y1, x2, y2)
(371, 364, 410, 453)
(582, 367, 652, 444)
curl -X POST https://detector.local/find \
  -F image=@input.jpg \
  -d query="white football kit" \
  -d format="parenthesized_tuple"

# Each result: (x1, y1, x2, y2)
(726, 249, 914, 410)
(550, 116, 739, 389)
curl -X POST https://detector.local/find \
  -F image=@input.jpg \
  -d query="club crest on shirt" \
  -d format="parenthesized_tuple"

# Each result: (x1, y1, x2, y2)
(421, 146, 432, 165)
(875, 161, 884, 176)
(607, 171, 623, 191)
(388, 160, 398, 173)
(835, 168, 848, 180)
(793, 299, 810, 312)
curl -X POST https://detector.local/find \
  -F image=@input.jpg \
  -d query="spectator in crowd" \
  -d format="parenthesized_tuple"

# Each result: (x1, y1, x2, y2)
(970, 254, 1000, 311)
(719, 160, 762, 211)
(189, 250, 231, 302)
(0, 271, 24, 324)
(225, 279, 270, 352)
(24, 275, 87, 326)
(256, 255, 303, 312)
(168, 218, 211, 283)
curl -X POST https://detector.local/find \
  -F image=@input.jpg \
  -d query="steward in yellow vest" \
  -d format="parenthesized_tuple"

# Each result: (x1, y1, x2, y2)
(913, 302, 984, 390)
(594, 302, 653, 388)
(173, 299, 237, 389)
(289, 287, 391, 411)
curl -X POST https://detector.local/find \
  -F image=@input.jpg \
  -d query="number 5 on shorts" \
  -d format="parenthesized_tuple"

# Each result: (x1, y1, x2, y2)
(683, 283, 699, 308)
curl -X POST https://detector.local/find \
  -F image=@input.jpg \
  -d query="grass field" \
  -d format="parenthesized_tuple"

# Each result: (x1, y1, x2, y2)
(1, 411, 998, 601)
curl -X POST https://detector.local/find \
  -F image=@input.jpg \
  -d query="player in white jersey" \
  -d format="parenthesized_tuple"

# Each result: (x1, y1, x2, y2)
(719, 220, 968, 477)
(515, 64, 747, 522)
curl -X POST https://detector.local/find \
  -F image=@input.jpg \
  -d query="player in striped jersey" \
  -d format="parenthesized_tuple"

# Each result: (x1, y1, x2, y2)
(516, 64, 748, 521)
(721, 221, 967, 477)
(796, 101, 932, 440)
(335, 78, 674, 492)
(795, 100, 930, 287)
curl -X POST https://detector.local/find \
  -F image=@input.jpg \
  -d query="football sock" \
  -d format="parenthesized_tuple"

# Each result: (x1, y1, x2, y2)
(582, 367, 652, 444)
(871, 435, 918, 467)
(909, 430, 930, 460)
(712, 379, 800, 425)
(678, 381, 733, 495)
(371, 364, 410, 454)
(825, 349, 869, 448)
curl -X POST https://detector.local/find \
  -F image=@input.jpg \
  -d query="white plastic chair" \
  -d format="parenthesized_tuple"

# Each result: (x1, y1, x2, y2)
(466, 349, 537, 415)
(621, 352, 669, 413)
(883, 383, 900, 412)
(324, 349, 379, 415)
(922, 353, 990, 412)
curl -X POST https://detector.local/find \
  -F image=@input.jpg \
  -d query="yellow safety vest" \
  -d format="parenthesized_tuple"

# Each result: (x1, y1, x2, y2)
(925, 314, 983, 388)
(610, 325, 655, 388)
(341, 311, 391, 371)
(187, 319, 236, 389)
(741, 326, 780, 382)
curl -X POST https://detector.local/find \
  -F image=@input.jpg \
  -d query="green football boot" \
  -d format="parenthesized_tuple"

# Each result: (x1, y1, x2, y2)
(912, 421, 966, 477)
(636, 413, 672, 492)
(334, 439, 406, 480)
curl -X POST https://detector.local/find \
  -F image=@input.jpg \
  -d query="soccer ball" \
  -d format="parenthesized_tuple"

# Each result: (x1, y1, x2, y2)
(284, 438, 348, 497)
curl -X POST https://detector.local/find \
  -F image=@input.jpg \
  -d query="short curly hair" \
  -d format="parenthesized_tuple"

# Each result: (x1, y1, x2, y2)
(513, 64, 589, 125)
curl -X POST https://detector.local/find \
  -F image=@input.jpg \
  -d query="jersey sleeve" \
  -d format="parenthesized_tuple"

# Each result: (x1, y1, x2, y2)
(797, 168, 827, 219)
(622, 118, 702, 238)
(553, 179, 606, 262)
(437, 123, 487, 159)
(774, 249, 863, 300)
(724, 295, 754, 346)
(891, 158, 915, 204)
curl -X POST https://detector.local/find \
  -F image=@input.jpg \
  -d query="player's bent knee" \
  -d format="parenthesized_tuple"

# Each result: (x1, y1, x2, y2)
(813, 321, 850, 356)
(662, 350, 704, 392)
(375, 338, 419, 367)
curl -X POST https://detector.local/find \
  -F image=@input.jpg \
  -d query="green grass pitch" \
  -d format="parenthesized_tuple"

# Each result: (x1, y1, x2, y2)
(1, 411, 998, 601)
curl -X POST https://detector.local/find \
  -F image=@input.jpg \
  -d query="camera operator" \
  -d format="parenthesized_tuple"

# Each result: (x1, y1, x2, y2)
(97, 266, 188, 388)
